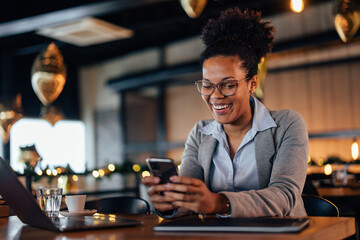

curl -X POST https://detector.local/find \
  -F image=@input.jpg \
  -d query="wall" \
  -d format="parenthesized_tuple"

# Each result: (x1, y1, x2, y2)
(264, 41, 360, 162)
(79, 49, 161, 169)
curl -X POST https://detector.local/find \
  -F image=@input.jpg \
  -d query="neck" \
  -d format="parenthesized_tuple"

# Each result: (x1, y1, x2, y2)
(223, 107, 253, 137)
(223, 118, 252, 138)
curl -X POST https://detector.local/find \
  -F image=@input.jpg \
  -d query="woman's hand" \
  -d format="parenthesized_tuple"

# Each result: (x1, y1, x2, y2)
(141, 176, 178, 212)
(163, 176, 228, 214)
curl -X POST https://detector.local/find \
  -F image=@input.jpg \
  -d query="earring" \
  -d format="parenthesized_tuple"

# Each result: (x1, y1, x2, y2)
(250, 90, 254, 94)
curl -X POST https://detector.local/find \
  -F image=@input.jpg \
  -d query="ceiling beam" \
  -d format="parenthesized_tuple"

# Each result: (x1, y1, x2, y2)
(108, 61, 201, 92)
(0, 0, 169, 38)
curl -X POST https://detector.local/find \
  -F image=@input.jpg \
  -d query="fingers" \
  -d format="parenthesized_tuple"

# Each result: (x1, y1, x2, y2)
(164, 183, 199, 194)
(164, 190, 197, 202)
(142, 176, 160, 186)
(149, 189, 178, 212)
(153, 202, 176, 212)
(144, 175, 212, 214)
(147, 183, 172, 196)
(170, 192, 220, 214)
(169, 176, 203, 186)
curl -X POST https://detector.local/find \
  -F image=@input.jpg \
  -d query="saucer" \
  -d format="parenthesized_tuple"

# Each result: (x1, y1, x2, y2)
(60, 209, 97, 217)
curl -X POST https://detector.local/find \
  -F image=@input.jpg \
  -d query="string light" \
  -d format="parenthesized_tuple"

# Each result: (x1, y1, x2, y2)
(16, 160, 176, 182)
(92, 170, 99, 178)
(324, 164, 332, 175)
(36, 169, 43, 176)
(142, 171, 150, 178)
(351, 138, 359, 160)
(98, 169, 105, 177)
(318, 158, 324, 167)
(108, 164, 115, 172)
(132, 164, 141, 172)
(290, 0, 304, 13)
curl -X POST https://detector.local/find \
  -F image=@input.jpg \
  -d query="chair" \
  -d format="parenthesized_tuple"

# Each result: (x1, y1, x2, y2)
(85, 196, 150, 214)
(302, 194, 339, 217)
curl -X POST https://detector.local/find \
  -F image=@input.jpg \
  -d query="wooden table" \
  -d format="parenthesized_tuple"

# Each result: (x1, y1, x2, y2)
(318, 187, 360, 197)
(0, 214, 356, 240)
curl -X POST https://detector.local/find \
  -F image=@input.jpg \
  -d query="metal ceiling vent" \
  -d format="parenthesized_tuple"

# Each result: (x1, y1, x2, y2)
(36, 17, 134, 47)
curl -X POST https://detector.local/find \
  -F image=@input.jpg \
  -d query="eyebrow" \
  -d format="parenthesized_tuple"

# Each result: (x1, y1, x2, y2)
(202, 77, 236, 82)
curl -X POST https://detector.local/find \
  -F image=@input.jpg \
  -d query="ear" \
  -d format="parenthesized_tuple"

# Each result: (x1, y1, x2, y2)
(248, 76, 258, 94)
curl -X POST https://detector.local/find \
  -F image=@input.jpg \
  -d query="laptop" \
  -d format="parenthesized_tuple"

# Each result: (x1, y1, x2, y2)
(0, 157, 142, 232)
(154, 216, 310, 233)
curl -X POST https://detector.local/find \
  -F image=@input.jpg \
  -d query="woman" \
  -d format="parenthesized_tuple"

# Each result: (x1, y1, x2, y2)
(142, 8, 308, 218)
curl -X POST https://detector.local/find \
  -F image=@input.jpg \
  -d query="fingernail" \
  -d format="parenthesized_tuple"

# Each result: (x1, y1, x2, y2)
(170, 176, 176, 181)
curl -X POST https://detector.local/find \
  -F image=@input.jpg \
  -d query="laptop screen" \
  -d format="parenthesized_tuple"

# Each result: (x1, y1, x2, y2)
(0, 157, 142, 232)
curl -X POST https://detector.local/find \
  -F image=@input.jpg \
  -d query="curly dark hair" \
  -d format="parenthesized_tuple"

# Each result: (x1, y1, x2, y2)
(201, 8, 275, 80)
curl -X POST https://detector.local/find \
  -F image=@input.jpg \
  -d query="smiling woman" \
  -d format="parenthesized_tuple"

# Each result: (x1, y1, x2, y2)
(9, 118, 86, 173)
(142, 7, 309, 219)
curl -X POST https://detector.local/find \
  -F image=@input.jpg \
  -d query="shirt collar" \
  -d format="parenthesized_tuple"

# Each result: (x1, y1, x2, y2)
(251, 96, 277, 132)
(200, 96, 277, 136)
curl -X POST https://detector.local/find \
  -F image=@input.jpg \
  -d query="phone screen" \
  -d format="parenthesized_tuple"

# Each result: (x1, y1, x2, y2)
(146, 158, 178, 184)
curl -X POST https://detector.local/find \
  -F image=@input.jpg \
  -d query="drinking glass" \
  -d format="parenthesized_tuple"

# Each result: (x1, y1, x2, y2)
(40, 188, 63, 217)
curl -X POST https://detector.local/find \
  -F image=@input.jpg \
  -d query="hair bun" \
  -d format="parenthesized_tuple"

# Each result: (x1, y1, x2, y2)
(201, 8, 275, 60)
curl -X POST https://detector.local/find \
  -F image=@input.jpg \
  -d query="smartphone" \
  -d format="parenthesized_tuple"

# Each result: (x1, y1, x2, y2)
(146, 158, 178, 184)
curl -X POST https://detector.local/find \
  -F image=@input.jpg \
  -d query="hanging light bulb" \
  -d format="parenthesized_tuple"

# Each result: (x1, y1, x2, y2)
(290, 0, 304, 13)
(0, 94, 23, 143)
(333, 0, 360, 42)
(40, 105, 64, 126)
(351, 138, 359, 160)
(31, 42, 66, 106)
(180, 0, 207, 18)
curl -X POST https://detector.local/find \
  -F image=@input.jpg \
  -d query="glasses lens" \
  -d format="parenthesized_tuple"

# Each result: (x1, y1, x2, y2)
(196, 81, 213, 95)
(219, 81, 238, 96)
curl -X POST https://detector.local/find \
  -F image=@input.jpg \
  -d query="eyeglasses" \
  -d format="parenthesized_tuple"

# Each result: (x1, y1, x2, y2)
(195, 79, 246, 96)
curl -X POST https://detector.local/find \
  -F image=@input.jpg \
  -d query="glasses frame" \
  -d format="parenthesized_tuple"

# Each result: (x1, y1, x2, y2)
(195, 78, 247, 96)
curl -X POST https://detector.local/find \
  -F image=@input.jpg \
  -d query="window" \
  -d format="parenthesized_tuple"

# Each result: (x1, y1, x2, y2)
(10, 118, 86, 173)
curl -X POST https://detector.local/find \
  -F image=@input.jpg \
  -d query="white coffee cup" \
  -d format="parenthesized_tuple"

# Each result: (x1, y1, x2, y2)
(65, 195, 86, 213)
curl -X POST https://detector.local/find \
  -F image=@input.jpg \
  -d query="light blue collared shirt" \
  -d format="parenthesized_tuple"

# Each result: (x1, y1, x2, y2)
(200, 96, 277, 194)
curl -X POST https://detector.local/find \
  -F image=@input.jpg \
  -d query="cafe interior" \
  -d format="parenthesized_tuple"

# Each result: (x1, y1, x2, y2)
(1, 0, 360, 239)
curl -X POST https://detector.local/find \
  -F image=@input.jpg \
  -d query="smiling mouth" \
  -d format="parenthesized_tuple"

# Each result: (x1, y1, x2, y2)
(212, 104, 231, 110)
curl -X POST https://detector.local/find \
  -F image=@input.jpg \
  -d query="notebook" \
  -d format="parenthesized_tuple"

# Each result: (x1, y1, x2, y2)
(154, 216, 310, 233)
(0, 157, 142, 232)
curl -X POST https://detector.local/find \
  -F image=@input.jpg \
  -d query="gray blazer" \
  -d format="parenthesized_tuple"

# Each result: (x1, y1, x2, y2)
(178, 109, 309, 217)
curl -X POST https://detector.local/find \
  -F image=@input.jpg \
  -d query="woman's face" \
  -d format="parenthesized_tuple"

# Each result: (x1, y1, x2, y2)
(201, 56, 257, 125)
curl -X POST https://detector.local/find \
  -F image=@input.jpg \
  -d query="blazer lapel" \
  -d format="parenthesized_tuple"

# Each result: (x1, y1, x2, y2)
(198, 135, 217, 187)
(255, 129, 276, 189)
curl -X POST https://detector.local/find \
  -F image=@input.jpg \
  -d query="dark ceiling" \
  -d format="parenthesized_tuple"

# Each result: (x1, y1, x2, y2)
(0, 0, 332, 118)
(0, 0, 334, 64)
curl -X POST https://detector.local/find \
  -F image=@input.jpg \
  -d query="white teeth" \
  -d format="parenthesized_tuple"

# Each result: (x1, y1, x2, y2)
(213, 104, 229, 110)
